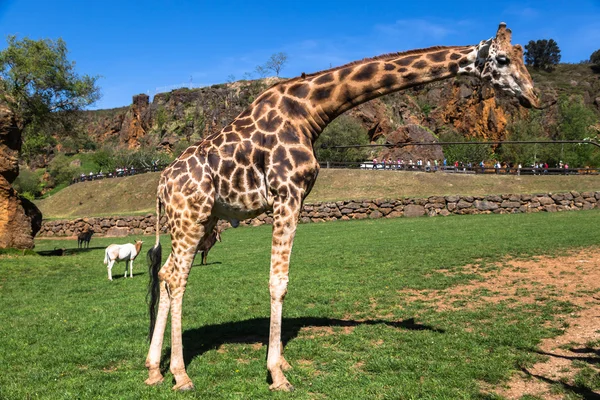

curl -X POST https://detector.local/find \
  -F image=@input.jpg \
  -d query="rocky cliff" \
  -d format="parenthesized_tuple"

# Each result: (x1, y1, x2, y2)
(0, 99, 42, 249)
(74, 65, 599, 159)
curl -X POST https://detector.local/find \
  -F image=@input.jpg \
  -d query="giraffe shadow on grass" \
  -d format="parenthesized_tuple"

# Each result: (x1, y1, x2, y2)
(37, 246, 106, 256)
(160, 317, 444, 371)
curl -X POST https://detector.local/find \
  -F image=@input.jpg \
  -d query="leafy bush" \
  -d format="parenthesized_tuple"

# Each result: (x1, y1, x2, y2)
(91, 147, 117, 172)
(21, 123, 57, 163)
(314, 115, 370, 163)
(47, 154, 80, 185)
(502, 97, 599, 167)
(501, 111, 548, 165)
(556, 95, 599, 167)
(12, 168, 43, 198)
(438, 128, 491, 164)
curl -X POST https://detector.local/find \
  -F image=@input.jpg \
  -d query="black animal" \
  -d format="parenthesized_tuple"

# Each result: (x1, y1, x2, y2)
(38, 247, 67, 256)
(77, 229, 94, 249)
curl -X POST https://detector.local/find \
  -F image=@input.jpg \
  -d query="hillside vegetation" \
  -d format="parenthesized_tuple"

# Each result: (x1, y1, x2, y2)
(16, 62, 600, 202)
(36, 169, 600, 219)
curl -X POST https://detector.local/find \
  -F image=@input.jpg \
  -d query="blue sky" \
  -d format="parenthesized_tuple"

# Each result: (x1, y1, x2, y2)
(2, 0, 599, 110)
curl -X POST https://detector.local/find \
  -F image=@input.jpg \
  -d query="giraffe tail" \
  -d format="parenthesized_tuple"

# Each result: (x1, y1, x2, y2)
(147, 196, 162, 341)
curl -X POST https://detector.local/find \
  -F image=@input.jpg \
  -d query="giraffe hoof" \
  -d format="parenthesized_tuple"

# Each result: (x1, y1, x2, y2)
(144, 375, 164, 386)
(172, 380, 195, 391)
(269, 382, 295, 392)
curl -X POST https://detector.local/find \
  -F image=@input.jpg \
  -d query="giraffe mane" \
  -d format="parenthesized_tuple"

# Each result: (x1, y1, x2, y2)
(272, 45, 471, 87)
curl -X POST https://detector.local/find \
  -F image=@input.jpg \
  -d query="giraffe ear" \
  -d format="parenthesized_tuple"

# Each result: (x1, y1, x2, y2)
(513, 44, 524, 57)
(496, 22, 512, 45)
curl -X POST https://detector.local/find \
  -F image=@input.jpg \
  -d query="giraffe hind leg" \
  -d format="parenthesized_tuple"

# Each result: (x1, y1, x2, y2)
(168, 218, 217, 391)
(145, 254, 173, 386)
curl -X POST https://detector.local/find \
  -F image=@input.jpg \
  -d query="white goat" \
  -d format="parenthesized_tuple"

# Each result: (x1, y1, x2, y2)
(103, 240, 143, 281)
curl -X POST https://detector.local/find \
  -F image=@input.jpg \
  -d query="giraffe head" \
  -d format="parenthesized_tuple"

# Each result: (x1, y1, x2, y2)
(475, 23, 540, 108)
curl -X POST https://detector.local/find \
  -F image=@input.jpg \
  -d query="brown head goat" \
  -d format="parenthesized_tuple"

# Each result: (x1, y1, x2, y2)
(104, 240, 143, 281)
(197, 227, 221, 265)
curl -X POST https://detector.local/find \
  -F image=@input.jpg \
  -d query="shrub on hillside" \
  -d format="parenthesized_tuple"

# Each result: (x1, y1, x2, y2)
(12, 168, 43, 198)
(556, 95, 598, 167)
(314, 115, 370, 163)
(502, 111, 548, 165)
(48, 154, 80, 185)
(438, 129, 491, 164)
(91, 147, 117, 172)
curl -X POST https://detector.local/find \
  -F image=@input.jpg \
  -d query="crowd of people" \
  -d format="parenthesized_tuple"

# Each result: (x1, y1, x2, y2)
(369, 158, 575, 175)
(70, 157, 585, 185)
(72, 162, 165, 184)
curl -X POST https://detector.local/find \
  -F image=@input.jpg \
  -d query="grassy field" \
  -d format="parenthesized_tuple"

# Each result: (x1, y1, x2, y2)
(2, 210, 600, 399)
(35, 169, 600, 219)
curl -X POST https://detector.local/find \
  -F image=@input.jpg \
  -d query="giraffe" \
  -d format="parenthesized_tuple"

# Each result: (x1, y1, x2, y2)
(144, 23, 540, 392)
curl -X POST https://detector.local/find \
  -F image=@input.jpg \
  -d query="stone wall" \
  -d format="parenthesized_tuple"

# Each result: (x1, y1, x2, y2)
(38, 191, 600, 237)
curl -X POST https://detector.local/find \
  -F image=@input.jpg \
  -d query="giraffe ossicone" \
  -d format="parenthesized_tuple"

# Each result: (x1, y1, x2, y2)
(144, 23, 540, 392)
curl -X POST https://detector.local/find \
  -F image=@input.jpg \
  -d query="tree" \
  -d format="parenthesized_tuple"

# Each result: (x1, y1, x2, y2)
(0, 35, 100, 249)
(47, 153, 79, 186)
(556, 95, 597, 167)
(257, 52, 288, 77)
(0, 35, 101, 133)
(438, 128, 491, 164)
(591, 49, 600, 64)
(314, 115, 370, 163)
(502, 111, 548, 166)
(524, 39, 561, 71)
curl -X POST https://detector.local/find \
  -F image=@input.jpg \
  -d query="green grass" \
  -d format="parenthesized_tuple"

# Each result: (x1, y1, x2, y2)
(1, 210, 600, 399)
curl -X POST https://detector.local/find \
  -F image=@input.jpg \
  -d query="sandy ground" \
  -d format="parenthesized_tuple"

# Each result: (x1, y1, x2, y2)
(403, 247, 600, 399)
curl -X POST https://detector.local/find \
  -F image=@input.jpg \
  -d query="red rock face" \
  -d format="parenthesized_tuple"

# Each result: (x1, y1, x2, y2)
(120, 94, 149, 149)
(0, 99, 42, 249)
(0, 175, 42, 249)
(0, 102, 21, 182)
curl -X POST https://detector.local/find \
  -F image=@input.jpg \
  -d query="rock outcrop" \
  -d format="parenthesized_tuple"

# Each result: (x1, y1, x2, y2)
(0, 99, 42, 249)
(0, 176, 42, 248)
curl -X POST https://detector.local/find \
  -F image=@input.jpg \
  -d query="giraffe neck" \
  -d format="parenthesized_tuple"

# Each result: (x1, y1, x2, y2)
(287, 44, 480, 138)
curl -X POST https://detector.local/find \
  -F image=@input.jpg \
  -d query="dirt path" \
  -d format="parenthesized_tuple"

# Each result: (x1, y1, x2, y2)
(404, 247, 600, 399)
(489, 248, 600, 399)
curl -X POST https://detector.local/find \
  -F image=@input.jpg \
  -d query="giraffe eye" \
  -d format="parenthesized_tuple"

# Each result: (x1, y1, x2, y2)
(497, 55, 510, 66)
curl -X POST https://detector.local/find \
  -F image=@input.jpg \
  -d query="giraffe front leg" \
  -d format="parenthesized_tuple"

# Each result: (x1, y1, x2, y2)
(268, 272, 292, 391)
(169, 286, 194, 391)
(280, 341, 292, 371)
(267, 200, 300, 392)
(169, 225, 208, 391)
